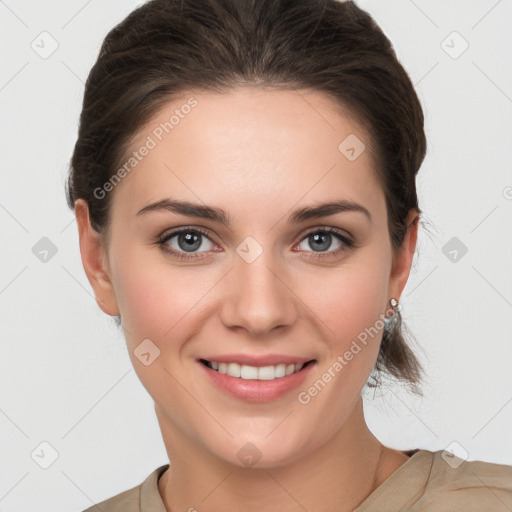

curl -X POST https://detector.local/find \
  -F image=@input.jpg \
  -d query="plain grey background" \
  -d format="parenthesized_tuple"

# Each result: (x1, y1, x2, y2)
(1, 0, 512, 510)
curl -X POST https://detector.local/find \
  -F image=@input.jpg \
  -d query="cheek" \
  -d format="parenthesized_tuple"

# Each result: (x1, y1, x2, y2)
(113, 239, 391, 356)
(294, 255, 392, 404)
(114, 267, 171, 342)
(110, 246, 225, 376)
(302, 257, 390, 343)
(292, 260, 391, 423)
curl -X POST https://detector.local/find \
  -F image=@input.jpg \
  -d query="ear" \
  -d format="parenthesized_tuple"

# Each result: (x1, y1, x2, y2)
(74, 199, 120, 316)
(388, 209, 420, 303)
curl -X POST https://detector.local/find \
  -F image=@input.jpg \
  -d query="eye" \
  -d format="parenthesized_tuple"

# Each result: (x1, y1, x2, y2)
(157, 226, 355, 261)
(158, 227, 219, 260)
(294, 227, 354, 258)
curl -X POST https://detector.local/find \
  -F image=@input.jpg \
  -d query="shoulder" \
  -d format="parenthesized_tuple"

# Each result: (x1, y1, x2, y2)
(415, 450, 512, 511)
(82, 485, 141, 512)
(82, 464, 169, 512)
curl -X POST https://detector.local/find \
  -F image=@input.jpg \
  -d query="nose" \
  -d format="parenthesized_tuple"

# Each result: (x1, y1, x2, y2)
(219, 248, 298, 337)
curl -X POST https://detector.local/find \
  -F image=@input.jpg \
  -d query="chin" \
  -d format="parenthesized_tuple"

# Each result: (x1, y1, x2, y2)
(211, 427, 316, 470)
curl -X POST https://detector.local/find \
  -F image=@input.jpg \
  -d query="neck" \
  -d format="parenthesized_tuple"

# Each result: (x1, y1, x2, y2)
(156, 399, 408, 512)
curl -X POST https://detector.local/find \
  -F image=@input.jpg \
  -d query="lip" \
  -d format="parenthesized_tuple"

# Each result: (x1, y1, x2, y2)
(197, 357, 317, 403)
(198, 353, 312, 366)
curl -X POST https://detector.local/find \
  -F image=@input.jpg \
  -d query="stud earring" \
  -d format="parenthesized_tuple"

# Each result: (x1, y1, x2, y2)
(387, 298, 400, 319)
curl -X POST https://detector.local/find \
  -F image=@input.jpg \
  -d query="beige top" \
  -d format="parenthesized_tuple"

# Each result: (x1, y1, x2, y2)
(83, 450, 512, 511)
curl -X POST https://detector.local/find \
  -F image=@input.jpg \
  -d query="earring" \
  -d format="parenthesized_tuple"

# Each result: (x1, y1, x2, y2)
(388, 298, 400, 318)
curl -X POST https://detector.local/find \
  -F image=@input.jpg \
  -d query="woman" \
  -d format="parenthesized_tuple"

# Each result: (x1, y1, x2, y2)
(66, 0, 512, 510)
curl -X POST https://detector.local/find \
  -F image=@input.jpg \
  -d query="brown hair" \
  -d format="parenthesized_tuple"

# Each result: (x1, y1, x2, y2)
(66, 0, 426, 390)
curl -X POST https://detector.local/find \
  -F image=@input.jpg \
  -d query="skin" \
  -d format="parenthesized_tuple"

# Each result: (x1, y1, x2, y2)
(75, 86, 419, 511)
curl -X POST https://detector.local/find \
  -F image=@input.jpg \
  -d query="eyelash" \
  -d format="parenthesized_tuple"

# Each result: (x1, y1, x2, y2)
(157, 226, 355, 261)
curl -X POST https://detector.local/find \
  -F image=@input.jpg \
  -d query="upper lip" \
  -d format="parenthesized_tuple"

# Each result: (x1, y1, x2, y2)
(199, 354, 315, 366)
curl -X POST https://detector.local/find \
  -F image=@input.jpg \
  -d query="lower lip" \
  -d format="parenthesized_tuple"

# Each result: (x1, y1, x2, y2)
(198, 361, 316, 402)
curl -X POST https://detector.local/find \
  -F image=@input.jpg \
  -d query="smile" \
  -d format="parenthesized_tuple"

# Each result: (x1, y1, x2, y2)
(200, 359, 313, 381)
(198, 354, 317, 402)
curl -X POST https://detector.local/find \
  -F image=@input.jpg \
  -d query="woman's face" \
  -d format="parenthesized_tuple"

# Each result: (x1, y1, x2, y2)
(78, 87, 417, 468)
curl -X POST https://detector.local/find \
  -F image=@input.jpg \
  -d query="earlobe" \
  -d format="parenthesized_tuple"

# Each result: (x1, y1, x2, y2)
(74, 199, 120, 316)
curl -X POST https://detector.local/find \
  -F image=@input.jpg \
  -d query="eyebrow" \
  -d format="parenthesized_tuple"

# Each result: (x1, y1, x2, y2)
(136, 197, 372, 225)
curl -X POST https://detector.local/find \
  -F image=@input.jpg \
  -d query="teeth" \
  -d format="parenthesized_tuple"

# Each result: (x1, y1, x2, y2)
(274, 364, 286, 378)
(241, 365, 258, 379)
(258, 366, 275, 380)
(207, 360, 307, 380)
(227, 363, 241, 378)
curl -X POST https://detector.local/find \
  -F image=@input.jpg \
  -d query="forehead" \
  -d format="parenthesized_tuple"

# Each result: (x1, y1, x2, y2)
(110, 87, 385, 223)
